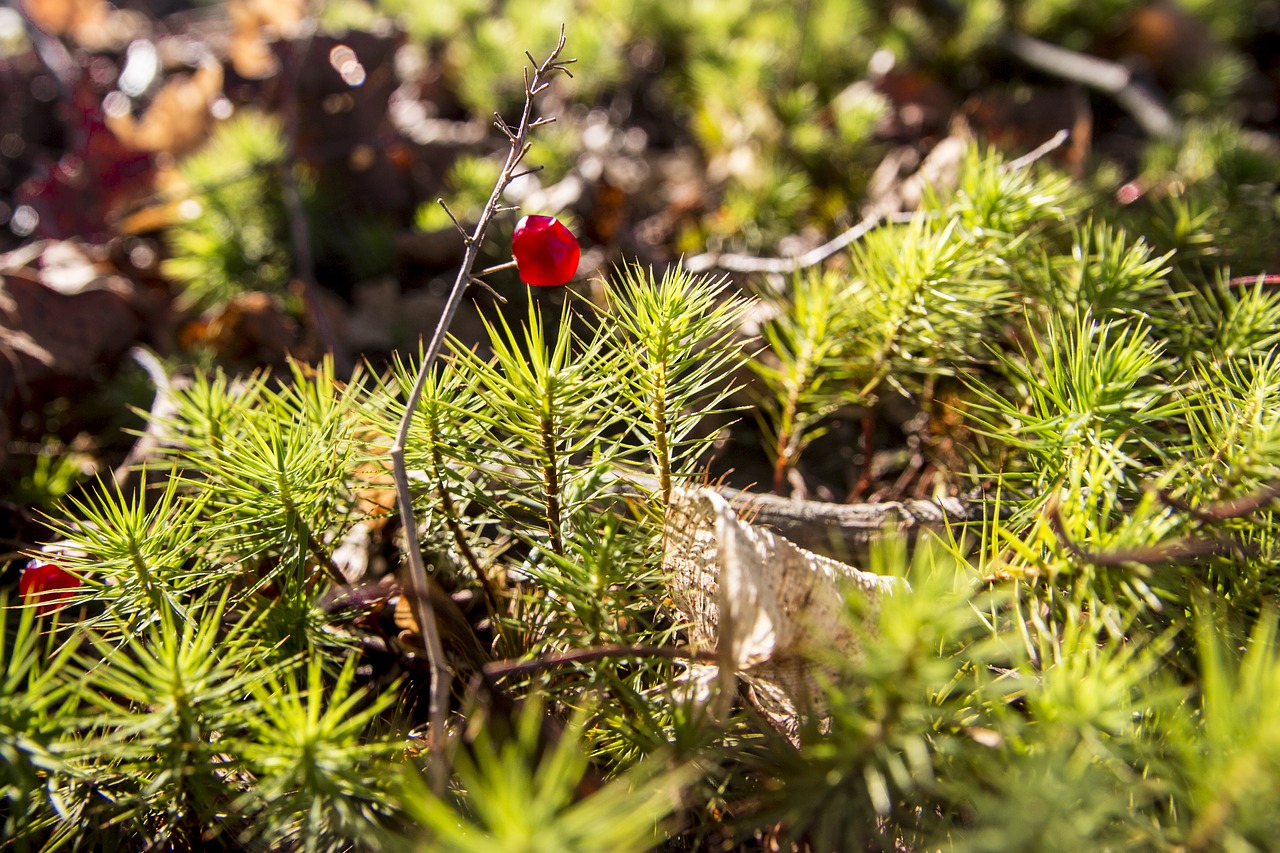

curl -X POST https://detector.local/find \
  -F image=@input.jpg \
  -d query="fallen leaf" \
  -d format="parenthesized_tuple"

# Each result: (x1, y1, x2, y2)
(16, 85, 156, 241)
(664, 487, 900, 734)
(106, 61, 224, 156)
(179, 291, 298, 366)
(227, 0, 306, 79)
(0, 243, 147, 467)
(352, 456, 398, 529)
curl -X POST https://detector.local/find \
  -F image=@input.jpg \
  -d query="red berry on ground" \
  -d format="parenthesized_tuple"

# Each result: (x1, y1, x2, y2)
(18, 560, 82, 616)
(511, 215, 580, 286)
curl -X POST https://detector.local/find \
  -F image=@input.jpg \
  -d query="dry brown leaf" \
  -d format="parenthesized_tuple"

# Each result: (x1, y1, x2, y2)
(0, 244, 140, 374)
(21, 0, 106, 41)
(352, 458, 398, 529)
(228, 0, 306, 79)
(179, 292, 298, 366)
(0, 245, 146, 467)
(21, 0, 142, 49)
(392, 582, 491, 674)
(664, 487, 901, 734)
(106, 62, 224, 156)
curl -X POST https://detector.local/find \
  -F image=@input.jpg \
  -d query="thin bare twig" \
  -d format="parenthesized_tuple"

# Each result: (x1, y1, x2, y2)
(388, 26, 574, 794)
(475, 260, 519, 277)
(999, 32, 1178, 140)
(484, 644, 717, 679)
(1045, 497, 1249, 566)
(302, 525, 352, 587)
(686, 210, 916, 275)
(467, 276, 508, 303)
(686, 125, 1071, 278)
(1005, 129, 1071, 171)
(438, 198, 471, 242)
(1155, 480, 1280, 522)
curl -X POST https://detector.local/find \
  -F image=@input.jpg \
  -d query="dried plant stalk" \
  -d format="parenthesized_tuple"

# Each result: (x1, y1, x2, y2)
(387, 27, 574, 792)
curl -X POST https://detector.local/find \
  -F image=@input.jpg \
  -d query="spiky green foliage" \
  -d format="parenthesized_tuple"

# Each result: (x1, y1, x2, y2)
(67, 597, 274, 847)
(0, 598, 80, 847)
(231, 657, 403, 851)
(449, 298, 620, 561)
(6, 357, 418, 846)
(752, 269, 866, 493)
(163, 113, 292, 311)
(968, 310, 1179, 501)
(750, 145, 1075, 491)
(360, 269, 750, 700)
(169, 360, 362, 582)
(34, 601, 406, 851)
(20, 127, 1280, 850)
(17, 10, 1280, 846)
(20, 129, 1280, 849)
(44, 474, 211, 627)
(602, 263, 753, 503)
(403, 701, 690, 852)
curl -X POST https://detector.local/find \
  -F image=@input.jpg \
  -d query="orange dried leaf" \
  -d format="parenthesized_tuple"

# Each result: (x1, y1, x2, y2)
(106, 63, 224, 156)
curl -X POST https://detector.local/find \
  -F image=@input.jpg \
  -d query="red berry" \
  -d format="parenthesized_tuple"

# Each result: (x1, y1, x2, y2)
(18, 560, 82, 616)
(511, 215, 580, 286)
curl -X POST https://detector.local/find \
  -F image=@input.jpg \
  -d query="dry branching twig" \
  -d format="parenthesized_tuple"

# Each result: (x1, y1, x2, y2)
(1045, 497, 1249, 566)
(685, 210, 916, 275)
(1155, 479, 1280, 522)
(999, 32, 1178, 140)
(388, 26, 574, 793)
(685, 130, 1070, 276)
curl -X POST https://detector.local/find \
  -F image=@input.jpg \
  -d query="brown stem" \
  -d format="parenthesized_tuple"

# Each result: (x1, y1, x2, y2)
(541, 417, 566, 558)
(1045, 497, 1249, 566)
(771, 440, 792, 496)
(687, 210, 915, 275)
(653, 364, 671, 505)
(432, 440, 507, 650)
(303, 524, 349, 588)
(484, 643, 717, 679)
(388, 27, 573, 794)
(771, 381, 805, 495)
(847, 409, 876, 502)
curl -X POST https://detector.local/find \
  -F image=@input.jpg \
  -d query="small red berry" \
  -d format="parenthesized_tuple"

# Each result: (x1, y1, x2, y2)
(511, 215, 580, 286)
(18, 560, 82, 616)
